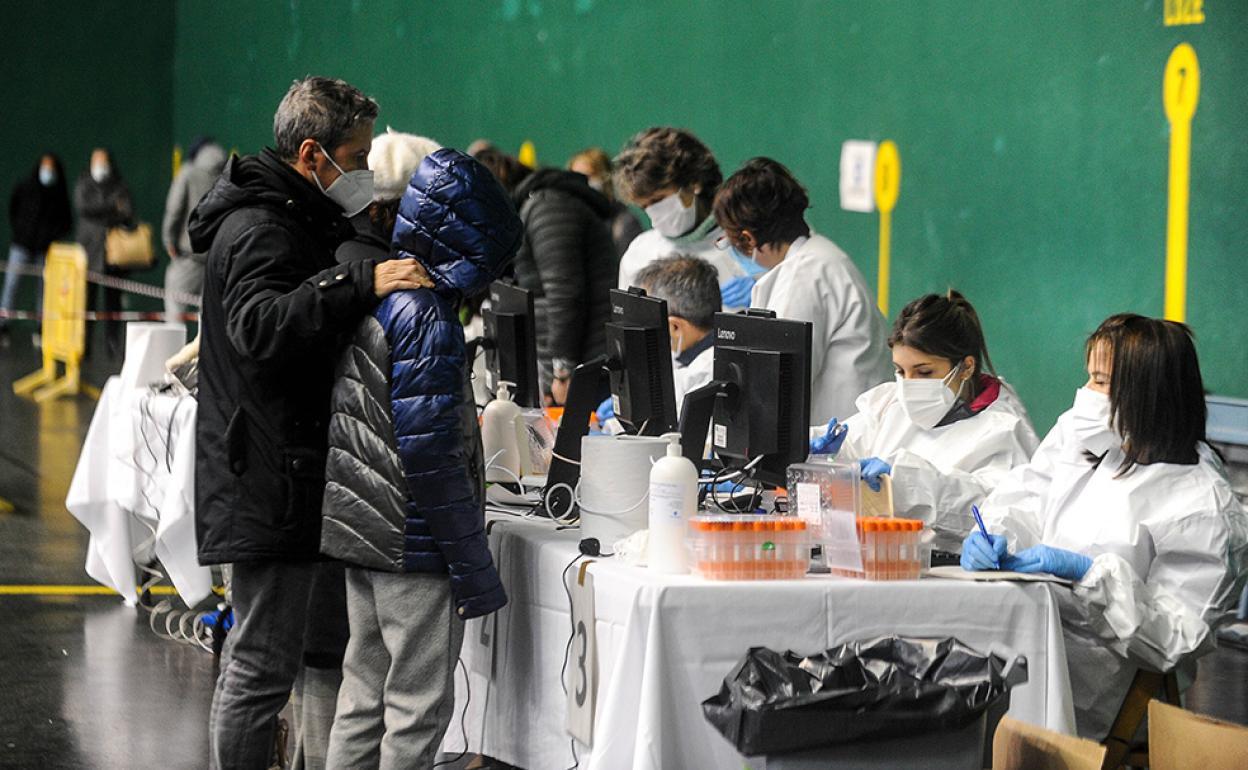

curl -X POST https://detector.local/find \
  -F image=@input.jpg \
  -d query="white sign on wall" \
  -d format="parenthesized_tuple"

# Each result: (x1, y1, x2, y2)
(839, 140, 878, 213)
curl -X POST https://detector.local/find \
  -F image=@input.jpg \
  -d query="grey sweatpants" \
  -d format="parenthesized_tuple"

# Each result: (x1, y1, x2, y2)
(163, 255, 203, 322)
(326, 568, 465, 770)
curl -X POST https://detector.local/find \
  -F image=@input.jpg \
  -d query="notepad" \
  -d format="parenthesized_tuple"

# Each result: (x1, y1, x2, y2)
(926, 565, 1073, 587)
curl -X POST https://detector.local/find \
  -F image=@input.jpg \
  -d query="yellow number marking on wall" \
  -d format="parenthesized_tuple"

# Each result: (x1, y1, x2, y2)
(1164, 0, 1205, 26)
(873, 141, 901, 317)
(1163, 43, 1199, 322)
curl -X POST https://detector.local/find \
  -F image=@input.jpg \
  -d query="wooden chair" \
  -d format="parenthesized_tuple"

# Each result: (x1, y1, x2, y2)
(1100, 668, 1181, 770)
(992, 715, 1107, 770)
(1148, 700, 1248, 770)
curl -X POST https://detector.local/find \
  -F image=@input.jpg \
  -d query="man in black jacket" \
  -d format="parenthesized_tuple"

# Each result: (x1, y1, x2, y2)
(188, 76, 429, 770)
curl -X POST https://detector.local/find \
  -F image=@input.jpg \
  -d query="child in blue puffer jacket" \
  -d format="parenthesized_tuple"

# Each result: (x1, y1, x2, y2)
(320, 148, 523, 767)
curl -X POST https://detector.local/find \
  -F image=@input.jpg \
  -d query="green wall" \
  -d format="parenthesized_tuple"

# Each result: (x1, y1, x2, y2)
(169, 1, 1246, 432)
(1, 1, 174, 311)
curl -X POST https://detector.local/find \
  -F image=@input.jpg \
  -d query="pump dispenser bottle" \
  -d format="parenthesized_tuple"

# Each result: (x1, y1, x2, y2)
(482, 381, 525, 483)
(648, 432, 698, 573)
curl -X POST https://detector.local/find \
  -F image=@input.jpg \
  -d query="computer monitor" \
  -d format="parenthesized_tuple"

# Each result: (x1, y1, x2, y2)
(706, 309, 812, 487)
(482, 281, 541, 408)
(604, 287, 679, 436)
(541, 287, 679, 518)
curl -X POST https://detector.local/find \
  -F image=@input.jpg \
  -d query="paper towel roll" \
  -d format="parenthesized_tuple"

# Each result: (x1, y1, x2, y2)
(579, 434, 670, 547)
(119, 323, 187, 391)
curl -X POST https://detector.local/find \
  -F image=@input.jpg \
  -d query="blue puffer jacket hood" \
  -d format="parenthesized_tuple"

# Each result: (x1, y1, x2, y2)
(391, 147, 523, 299)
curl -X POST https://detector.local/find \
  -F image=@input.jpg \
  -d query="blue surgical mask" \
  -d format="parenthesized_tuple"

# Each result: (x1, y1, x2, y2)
(729, 245, 766, 277)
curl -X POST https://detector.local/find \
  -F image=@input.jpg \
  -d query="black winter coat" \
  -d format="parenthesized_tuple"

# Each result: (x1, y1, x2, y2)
(74, 172, 133, 271)
(188, 148, 380, 565)
(8, 161, 72, 253)
(511, 169, 616, 389)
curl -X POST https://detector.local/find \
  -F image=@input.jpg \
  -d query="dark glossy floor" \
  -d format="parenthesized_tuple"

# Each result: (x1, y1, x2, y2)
(0, 322, 1245, 770)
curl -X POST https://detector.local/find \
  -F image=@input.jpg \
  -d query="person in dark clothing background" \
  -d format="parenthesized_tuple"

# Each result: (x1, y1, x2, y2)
(568, 146, 644, 259)
(2, 153, 72, 345)
(476, 148, 617, 405)
(74, 147, 134, 353)
(188, 76, 430, 770)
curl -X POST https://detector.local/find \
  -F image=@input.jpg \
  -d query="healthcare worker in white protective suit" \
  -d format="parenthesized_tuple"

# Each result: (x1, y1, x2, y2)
(612, 127, 751, 309)
(595, 254, 719, 431)
(713, 157, 893, 424)
(809, 290, 1040, 554)
(961, 314, 1248, 740)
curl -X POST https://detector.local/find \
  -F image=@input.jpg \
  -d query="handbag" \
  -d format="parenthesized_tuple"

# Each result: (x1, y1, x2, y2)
(105, 222, 155, 269)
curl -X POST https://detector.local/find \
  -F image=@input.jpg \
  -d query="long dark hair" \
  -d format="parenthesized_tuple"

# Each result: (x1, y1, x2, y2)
(888, 289, 994, 398)
(1086, 313, 1205, 474)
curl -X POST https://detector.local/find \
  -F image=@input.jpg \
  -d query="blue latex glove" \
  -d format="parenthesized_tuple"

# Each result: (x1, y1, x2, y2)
(858, 457, 891, 492)
(960, 532, 1008, 571)
(1001, 545, 1093, 581)
(720, 275, 756, 308)
(595, 396, 615, 425)
(810, 418, 848, 455)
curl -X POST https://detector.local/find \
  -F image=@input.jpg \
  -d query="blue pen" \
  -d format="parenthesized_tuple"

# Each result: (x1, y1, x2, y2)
(972, 505, 999, 569)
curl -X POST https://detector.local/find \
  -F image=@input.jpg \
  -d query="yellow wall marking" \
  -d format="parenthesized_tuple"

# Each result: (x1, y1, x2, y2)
(518, 140, 538, 169)
(172, 145, 182, 180)
(1164, 0, 1205, 26)
(873, 141, 901, 317)
(1163, 43, 1199, 322)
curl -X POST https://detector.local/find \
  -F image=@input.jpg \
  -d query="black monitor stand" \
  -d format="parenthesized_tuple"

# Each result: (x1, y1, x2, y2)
(676, 379, 737, 470)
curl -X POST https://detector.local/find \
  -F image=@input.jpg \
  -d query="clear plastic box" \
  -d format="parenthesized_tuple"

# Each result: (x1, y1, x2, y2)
(785, 461, 860, 541)
(828, 517, 925, 581)
(687, 515, 810, 580)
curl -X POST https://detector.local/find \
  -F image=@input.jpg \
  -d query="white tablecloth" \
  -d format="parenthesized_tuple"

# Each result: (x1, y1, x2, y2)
(449, 517, 1076, 770)
(65, 377, 211, 606)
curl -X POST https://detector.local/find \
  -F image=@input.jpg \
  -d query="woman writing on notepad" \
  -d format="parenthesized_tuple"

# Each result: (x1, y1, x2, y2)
(961, 313, 1248, 739)
(810, 290, 1041, 554)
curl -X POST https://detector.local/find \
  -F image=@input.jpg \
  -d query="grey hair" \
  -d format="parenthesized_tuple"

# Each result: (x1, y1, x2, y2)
(634, 254, 721, 330)
(273, 76, 379, 160)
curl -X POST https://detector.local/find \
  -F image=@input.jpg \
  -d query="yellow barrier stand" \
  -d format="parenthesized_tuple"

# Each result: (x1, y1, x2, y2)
(13, 242, 88, 402)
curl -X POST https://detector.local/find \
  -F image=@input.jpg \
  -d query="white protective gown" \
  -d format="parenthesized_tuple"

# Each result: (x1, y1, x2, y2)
(834, 378, 1040, 552)
(980, 411, 1248, 739)
(751, 233, 893, 424)
(672, 342, 715, 418)
(616, 216, 747, 309)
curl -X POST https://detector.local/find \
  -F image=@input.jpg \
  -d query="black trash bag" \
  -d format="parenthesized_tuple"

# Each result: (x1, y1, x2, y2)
(702, 635, 1028, 756)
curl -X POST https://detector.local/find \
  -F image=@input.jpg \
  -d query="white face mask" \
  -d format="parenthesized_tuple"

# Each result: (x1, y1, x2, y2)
(645, 190, 697, 239)
(314, 143, 374, 217)
(39, 167, 56, 187)
(1070, 387, 1120, 455)
(896, 364, 963, 430)
(90, 163, 110, 183)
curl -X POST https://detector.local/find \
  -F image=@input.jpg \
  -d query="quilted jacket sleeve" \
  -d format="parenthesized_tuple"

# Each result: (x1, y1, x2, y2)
(221, 222, 378, 363)
(385, 290, 507, 619)
(525, 191, 589, 367)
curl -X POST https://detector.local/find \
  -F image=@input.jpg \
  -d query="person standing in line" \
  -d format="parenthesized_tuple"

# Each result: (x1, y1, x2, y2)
(75, 147, 133, 354)
(188, 76, 430, 770)
(1, 153, 71, 347)
(162, 137, 226, 327)
(567, 146, 643, 258)
(321, 147, 519, 769)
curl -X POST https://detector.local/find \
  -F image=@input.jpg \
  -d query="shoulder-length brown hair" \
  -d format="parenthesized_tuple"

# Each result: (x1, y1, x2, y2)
(1087, 313, 1206, 475)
